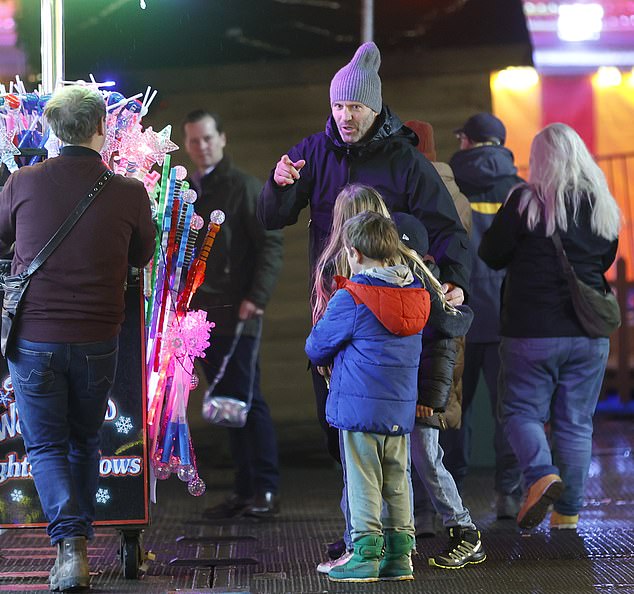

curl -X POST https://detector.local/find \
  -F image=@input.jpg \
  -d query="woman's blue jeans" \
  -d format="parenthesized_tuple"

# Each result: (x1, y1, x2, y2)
(499, 336, 609, 516)
(8, 336, 118, 545)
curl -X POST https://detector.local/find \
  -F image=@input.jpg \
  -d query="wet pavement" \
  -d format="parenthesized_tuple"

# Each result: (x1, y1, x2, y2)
(0, 413, 632, 593)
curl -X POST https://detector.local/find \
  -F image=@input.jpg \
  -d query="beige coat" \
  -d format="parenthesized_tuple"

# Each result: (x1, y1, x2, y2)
(403, 120, 473, 430)
(433, 161, 472, 430)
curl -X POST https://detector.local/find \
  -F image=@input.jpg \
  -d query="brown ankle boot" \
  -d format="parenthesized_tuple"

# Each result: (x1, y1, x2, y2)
(48, 552, 59, 589)
(50, 536, 90, 592)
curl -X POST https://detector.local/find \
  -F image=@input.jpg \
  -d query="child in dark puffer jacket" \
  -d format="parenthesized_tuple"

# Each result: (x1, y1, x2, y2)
(393, 212, 486, 570)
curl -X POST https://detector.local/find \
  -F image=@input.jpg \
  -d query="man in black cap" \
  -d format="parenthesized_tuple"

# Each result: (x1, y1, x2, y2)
(454, 112, 507, 148)
(444, 112, 524, 519)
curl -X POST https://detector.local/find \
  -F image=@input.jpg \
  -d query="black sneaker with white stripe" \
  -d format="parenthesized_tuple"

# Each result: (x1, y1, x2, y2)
(428, 527, 486, 569)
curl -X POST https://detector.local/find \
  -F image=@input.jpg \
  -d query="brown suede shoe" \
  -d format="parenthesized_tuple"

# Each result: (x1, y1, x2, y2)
(245, 491, 280, 518)
(517, 474, 564, 530)
(49, 536, 90, 592)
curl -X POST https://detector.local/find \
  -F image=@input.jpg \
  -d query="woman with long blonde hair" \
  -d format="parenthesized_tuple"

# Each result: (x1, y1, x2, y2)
(480, 122, 621, 532)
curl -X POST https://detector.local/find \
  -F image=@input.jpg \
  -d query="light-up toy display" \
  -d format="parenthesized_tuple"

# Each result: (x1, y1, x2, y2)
(0, 76, 222, 498)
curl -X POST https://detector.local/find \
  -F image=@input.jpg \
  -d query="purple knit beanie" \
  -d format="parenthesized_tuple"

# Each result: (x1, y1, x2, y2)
(329, 42, 382, 113)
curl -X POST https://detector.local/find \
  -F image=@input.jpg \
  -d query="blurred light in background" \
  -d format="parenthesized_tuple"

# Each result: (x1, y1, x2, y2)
(492, 66, 540, 90)
(594, 65, 623, 87)
(558, 3, 604, 42)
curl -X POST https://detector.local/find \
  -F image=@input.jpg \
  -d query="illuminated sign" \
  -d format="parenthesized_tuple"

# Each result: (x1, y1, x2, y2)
(522, 1, 634, 68)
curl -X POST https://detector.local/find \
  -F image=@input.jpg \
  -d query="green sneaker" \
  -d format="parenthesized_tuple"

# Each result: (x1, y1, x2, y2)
(328, 534, 383, 582)
(429, 527, 486, 570)
(379, 531, 414, 581)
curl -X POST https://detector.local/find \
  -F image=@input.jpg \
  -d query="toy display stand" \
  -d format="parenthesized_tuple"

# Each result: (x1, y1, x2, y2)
(0, 268, 151, 580)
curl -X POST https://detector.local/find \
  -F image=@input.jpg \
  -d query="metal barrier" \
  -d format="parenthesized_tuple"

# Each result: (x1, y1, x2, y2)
(604, 258, 633, 403)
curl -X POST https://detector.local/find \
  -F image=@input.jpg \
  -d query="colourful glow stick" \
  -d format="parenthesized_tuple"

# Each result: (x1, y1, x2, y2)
(153, 190, 181, 370)
(177, 210, 226, 313)
(170, 190, 196, 292)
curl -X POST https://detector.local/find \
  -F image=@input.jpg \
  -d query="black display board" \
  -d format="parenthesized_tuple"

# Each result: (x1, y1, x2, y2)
(0, 271, 149, 528)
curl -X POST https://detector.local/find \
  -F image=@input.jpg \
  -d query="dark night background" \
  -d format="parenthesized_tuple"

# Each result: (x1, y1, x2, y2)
(17, 0, 529, 90)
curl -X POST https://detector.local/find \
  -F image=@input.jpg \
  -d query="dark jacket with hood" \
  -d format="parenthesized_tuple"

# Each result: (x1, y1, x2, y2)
(258, 106, 471, 294)
(392, 211, 473, 429)
(449, 144, 523, 341)
(305, 266, 429, 435)
(188, 155, 283, 337)
(416, 262, 473, 429)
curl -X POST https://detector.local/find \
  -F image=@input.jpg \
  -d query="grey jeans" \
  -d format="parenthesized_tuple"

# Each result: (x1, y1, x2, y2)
(410, 424, 475, 529)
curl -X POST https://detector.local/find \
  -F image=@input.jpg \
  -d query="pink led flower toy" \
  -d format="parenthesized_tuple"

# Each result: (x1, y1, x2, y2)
(151, 310, 212, 495)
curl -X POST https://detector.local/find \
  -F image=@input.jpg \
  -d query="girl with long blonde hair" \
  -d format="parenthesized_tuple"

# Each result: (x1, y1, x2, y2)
(311, 184, 452, 325)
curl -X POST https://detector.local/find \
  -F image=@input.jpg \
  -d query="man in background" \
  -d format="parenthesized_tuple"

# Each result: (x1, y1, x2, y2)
(443, 112, 523, 519)
(183, 110, 283, 518)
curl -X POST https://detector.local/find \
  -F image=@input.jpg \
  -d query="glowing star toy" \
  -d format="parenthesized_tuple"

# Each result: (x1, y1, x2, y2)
(144, 125, 179, 167)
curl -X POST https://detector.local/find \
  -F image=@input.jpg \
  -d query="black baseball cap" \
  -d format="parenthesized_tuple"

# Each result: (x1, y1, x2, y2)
(454, 112, 506, 145)
(392, 212, 429, 257)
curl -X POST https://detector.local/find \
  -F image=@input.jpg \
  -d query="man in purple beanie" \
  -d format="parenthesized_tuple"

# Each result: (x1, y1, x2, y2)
(258, 43, 469, 306)
(257, 42, 471, 567)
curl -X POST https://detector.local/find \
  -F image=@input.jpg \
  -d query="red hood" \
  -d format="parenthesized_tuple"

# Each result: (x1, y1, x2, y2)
(335, 276, 430, 336)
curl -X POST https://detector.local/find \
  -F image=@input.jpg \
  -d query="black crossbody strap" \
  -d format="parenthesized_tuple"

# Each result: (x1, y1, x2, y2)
(552, 231, 610, 294)
(552, 231, 585, 295)
(23, 169, 114, 278)
(551, 232, 573, 276)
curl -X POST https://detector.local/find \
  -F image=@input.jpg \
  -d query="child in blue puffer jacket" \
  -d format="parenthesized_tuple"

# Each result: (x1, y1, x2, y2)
(306, 211, 429, 583)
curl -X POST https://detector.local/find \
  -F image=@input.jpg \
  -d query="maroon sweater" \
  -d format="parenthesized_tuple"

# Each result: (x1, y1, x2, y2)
(0, 146, 156, 342)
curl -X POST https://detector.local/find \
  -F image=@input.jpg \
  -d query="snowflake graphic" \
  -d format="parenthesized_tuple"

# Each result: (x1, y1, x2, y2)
(95, 488, 110, 504)
(10, 489, 23, 502)
(115, 416, 133, 434)
(0, 390, 13, 409)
